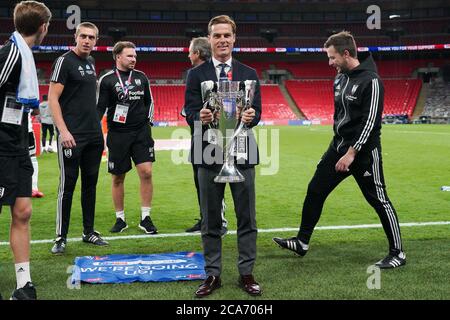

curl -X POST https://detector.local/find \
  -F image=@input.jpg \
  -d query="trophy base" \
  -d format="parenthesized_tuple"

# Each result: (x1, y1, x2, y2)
(214, 163, 245, 183)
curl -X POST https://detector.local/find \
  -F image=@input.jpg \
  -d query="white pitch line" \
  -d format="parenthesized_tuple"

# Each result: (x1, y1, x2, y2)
(384, 130, 450, 136)
(0, 221, 449, 246)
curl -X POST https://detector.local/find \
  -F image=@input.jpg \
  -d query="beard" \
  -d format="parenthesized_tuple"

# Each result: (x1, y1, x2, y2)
(337, 62, 350, 73)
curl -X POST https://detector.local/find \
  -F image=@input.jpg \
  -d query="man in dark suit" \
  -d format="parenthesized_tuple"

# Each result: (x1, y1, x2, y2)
(184, 15, 262, 298)
(183, 37, 228, 236)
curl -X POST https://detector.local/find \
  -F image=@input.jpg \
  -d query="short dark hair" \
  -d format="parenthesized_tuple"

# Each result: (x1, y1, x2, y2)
(324, 31, 357, 58)
(13, 1, 51, 36)
(190, 37, 211, 62)
(112, 41, 136, 60)
(208, 15, 236, 35)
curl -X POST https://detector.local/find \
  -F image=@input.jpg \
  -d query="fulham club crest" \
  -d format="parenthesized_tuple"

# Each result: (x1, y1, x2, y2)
(78, 66, 85, 76)
(64, 149, 72, 158)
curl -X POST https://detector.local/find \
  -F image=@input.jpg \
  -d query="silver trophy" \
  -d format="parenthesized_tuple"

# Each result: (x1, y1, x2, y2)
(201, 79, 256, 183)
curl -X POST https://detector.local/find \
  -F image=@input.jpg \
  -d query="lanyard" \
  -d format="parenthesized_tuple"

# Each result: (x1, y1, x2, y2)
(115, 69, 133, 98)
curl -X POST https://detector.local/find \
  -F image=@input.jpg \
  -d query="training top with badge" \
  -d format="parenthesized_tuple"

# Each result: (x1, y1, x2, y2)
(50, 50, 102, 136)
(97, 68, 153, 132)
(0, 41, 29, 157)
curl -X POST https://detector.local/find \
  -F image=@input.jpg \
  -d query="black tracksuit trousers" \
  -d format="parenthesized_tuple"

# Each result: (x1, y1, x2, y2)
(297, 145, 403, 255)
(55, 134, 103, 238)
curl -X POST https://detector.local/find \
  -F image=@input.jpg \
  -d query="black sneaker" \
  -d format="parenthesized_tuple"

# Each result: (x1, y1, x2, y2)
(82, 231, 109, 246)
(110, 218, 128, 233)
(272, 237, 308, 257)
(375, 252, 406, 269)
(51, 236, 66, 255)
(139, 216, 158, 234)
(11, 282, 36, 300)
(186, 219, 201, 233)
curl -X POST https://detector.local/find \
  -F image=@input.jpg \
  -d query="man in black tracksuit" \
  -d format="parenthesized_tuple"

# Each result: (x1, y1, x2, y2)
(273, 31, 406, 269)
(49, 22, 108, 254)
(0, 1, 51, 300)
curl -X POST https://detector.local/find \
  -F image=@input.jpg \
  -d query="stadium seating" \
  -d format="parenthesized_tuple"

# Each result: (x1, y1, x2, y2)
(36, 59, 444, 82)
(2, 15, 448, 49)
(5, 13, 438, 124)
(285, 80, 334, 123)
(260, 85, 297, 120)
(150, 85, 186, 121)
(34, 84, 298, 122)
(275, 61, 336, 79)
(151, 84, 297, 121)
(10, 17, 445, 38)
(422, 79, 450, 118)
(285, 79, 422, 122)
(383, 79, 422, 116)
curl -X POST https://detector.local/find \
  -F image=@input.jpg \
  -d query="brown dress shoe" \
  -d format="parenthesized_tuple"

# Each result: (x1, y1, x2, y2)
(195, 275, 221, 298)
(239, 274, 262, 296)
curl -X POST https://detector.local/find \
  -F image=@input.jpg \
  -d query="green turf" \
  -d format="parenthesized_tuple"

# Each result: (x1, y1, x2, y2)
(0, 124, 449, 299)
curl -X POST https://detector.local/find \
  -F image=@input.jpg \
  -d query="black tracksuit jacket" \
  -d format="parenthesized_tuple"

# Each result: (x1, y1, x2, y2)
(331, 53, 384, 154)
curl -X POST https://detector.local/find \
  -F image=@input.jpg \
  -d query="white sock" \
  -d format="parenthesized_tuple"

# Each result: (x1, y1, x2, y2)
(15, 262, 31, 289)
(116, 210, 125, 221)
(30, 155, 38, 190)
(141, 207, 151, 221)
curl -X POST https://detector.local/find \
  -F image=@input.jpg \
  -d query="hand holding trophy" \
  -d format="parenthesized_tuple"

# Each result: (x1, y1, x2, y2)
(203, 79, 256, 183)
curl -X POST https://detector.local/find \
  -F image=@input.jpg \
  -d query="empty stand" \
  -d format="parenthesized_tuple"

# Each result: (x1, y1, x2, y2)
(285, 80, 334, 123)
(260, 85, 297, 120)
(151, 85, 185, 121)
(383, 79, 422, 116)
(285, 79, 422, 122)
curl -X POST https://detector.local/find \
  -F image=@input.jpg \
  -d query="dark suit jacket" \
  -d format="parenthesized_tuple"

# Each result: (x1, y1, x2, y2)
(184, 58, 261, 170)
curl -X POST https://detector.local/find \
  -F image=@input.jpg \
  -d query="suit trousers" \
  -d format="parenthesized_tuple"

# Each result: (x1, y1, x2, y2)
(198, 166, 257, 276)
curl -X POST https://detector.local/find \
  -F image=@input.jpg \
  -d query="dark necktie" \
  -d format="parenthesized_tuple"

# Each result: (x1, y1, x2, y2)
(219, 63, 227, 80)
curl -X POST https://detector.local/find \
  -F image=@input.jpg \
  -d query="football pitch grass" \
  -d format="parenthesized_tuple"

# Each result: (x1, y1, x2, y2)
(0, 124, 449, 300)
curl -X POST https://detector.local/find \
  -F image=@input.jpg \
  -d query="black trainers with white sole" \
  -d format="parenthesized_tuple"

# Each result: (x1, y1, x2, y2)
(139, 216, 158, 234)
(375, 252, 406, 269)
(11, 282, 37, 300)
(51, 236, 67, 255)
(272, 237, 309, 257)
(82, 231, 109, 246)
(110, 218, 128, 233)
